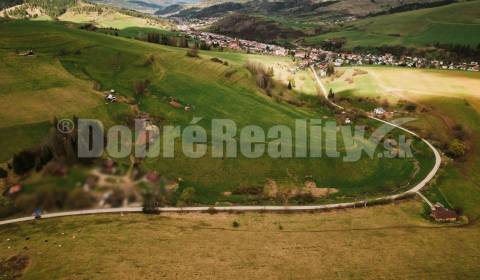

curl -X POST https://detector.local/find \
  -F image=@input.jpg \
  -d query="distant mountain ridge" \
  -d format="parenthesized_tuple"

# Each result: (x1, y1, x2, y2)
(169, 0, 455, 20)
(154, 3, 184, 15)
(128, 0, 163, 9)
(0, 0, 23, 10)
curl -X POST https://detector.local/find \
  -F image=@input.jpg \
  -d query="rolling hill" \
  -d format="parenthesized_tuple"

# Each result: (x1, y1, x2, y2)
(0, 0, 172, 29)
(303, 0, 480, 49)
(183, 0, 463, 47)
(0, 19, 434, 206)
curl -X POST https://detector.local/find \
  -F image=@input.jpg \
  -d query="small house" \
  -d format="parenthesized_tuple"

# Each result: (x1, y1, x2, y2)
(19, 50, 34, 56)
(431, 205, 458, 223)
(295, 51, 306, 59)
(145, 171, 160, 183)
(106, 94, 116, 102)
(373, 107, 386, 116)
(169, 100, 182, 109)
(8, 184, 22, 195)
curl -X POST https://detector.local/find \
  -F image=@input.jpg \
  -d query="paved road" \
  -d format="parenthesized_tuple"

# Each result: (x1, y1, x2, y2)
(309, 66, 441, 200)
(0, 68, 442, 226)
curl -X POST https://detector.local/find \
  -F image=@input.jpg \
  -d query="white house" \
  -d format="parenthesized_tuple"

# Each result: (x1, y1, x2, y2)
(373, 107, 386, 116)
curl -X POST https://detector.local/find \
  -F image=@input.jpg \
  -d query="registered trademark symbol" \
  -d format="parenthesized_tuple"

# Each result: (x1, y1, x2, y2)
(57, 119, 75, 134)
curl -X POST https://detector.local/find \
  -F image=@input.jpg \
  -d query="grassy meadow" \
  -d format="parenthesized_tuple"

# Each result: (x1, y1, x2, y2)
(0, 19, 435, 205)
(0, 10, 480, 280)
(304, 1, 480, 48)
(0, 201, 479, 279)
(326, 66, 480, 218)
(58, 7, 169, 30)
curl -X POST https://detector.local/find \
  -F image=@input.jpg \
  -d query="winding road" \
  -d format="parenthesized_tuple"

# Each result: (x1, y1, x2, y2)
(0, 67, 442, 226)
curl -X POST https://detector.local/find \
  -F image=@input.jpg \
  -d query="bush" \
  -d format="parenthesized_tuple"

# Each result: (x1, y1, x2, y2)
(452, 124, 467, 140)
(146, 32, 160, 44)
(142, 191, 158, 214)
(447, 139, 466, 158)
(12, 150, 36, 175)
(144, 55, 155, 66)
(134, 79, 151, 97)
(224, 68, 237, 78)
(106, 188, 125, 208)
(232, 186, 263, 195)
(210, 57, 223, 64)
(58, 48, 68, 56)
(232, 220, 240, 228)
(177, 187, 195, 206)
(326, 63, 335, 76)
(454, 206, 464, 215)
(142, 184, 168, 213)
(0, 196, 17, 218)
(186, 48, 199, 58)
(14, 188, 68, 213)
(0, 167, 7, 178)
(328, 88, 335, 99)
(245, 61, 274, 91)
(66, 189, 96, 209)
(404, 103, 417, 112)
(205, 207, 218, 215)
(293, 192, 316, 204)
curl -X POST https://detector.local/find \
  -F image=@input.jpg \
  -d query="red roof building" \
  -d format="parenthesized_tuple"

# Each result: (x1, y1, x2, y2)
(431, 206, 458, 223)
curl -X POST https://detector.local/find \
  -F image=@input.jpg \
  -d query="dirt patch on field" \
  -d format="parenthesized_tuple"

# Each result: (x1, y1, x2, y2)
(0, 255, 30, 279)
(263, 179, 338, 199)
(263, 179, 280, 198)
(303, 180, 338, 198)
(353, 68, 368, 76)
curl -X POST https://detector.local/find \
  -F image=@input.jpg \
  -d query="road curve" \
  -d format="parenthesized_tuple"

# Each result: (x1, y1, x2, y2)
(0, 67, 442, 226)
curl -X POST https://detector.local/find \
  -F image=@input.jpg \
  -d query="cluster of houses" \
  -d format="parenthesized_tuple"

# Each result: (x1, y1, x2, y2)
(176, 19, 480, 73)
(187, 29, 479, 72)
(293, 49, 480, 72)
(187, 30, 288, 56)
(316, 53, 480, 72)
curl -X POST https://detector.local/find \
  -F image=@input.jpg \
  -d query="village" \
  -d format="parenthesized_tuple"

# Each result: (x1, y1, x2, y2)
(182, 25, 480, 74)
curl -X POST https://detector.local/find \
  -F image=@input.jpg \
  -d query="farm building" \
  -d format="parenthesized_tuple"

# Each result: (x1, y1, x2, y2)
(373, 107, 386, 116)
(8, 184, 22, 195)
(169, 100, 182, 109)
(431, 205, 458, 223)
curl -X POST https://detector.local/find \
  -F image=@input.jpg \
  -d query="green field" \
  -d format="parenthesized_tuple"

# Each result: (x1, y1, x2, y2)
(303, 1, 480, 48)
(0, 20, 435, 207)
(58, 6, 170, 30)
(1, 8, 480, 279)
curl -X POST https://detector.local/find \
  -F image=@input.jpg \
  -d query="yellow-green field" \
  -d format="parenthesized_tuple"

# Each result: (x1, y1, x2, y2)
(325, 66, 480, 104)
(327, 66, 480, 219)
(1, 201, 479, 279)
(58, 8, 169, 30)
(0, 54, 103, 128)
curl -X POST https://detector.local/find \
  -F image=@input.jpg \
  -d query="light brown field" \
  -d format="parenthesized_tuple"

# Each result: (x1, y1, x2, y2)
(0, 200, 479, 279)
(326, 67, 480, 105)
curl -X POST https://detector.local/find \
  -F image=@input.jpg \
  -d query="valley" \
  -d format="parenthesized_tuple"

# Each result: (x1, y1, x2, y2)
(0, 1, 479, 278)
